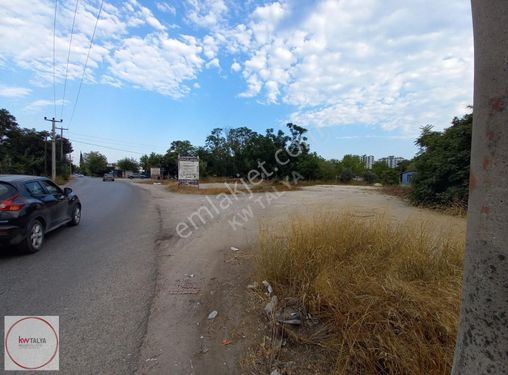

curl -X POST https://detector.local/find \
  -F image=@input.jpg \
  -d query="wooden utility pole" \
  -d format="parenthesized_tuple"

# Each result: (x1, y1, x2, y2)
(44, 117, 63, 181)
(452, 1, 508, 374)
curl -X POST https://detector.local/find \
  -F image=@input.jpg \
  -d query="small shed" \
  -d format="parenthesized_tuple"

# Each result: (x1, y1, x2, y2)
(401, 171, 417, 185)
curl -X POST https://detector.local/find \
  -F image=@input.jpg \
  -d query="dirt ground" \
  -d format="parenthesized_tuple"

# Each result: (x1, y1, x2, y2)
(135, 183, 466, 374)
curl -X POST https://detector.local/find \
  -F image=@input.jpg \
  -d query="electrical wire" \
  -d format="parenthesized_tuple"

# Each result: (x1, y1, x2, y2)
(68, 0, 104, 129)
(52, 0, 58, 119)
(70, 139, 144, 154)
(68, 130, 157, 148)
(60, 0, 80, 119)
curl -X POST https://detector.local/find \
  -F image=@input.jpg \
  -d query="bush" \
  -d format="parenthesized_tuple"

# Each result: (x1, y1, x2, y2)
(257, 212, 464, 374)
(411, 113, 472, 206)
(339, 167, 353, 183)
(363, 170, 378, 184)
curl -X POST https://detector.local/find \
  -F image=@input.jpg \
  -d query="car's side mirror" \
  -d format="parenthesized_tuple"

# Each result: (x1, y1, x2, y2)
(63, 187, 73, 195)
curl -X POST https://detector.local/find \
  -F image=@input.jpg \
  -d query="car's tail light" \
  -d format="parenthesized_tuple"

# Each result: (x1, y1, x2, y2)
(0, 194, 25, 211)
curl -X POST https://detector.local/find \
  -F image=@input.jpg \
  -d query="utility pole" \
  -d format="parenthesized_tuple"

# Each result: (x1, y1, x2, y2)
(44, 117, 63, 181)
(452, 1, 508, 374)
(56, 126, 68, 161)
(44, 134, 47, 176)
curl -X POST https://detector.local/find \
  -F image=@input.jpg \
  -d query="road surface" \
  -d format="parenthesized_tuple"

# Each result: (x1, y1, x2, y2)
(0, 177, 159, 373)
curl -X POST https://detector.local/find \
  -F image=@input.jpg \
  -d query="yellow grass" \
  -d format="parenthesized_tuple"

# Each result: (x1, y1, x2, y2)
(257, 212, 465, 374)
(165, 180, 299, 195)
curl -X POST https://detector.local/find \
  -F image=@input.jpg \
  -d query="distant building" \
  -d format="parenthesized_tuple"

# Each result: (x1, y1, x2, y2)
(361, 155, 375, 169)
(379, 156, 405, 168)
(401, 171, 417, 185)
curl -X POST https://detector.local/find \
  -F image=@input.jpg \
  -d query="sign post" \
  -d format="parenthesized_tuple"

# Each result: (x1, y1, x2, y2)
(178, 156, 199, 186)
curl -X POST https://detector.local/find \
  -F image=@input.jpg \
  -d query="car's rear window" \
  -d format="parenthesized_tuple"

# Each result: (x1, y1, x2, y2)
(0, 182, 17, 200)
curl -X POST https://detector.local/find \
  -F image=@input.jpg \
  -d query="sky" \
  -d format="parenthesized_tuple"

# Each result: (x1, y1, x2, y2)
(0, 0, 474, 163)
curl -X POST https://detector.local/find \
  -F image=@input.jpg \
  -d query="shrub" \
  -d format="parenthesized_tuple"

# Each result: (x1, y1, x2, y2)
(257, 212, 464, 374)
(339, 167, 354, 183)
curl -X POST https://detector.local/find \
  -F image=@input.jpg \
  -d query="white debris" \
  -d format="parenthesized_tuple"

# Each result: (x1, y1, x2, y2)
(247, 281, 259, 290)
(271, 369, 281, 375)
(262, 280, 273, 295)
(264, 295, 278, 316)
(230, 246, 239, 251)
(207, 310, 218, 320)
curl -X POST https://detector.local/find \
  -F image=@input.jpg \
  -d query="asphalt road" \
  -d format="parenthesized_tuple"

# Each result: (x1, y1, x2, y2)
(0, 177, 159, 373)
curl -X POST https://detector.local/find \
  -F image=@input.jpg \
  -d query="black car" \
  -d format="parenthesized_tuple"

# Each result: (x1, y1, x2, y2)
(0, 175, 81, 253)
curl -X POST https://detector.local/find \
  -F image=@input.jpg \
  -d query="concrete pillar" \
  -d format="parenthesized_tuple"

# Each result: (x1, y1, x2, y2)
(452, 1, 508, 374)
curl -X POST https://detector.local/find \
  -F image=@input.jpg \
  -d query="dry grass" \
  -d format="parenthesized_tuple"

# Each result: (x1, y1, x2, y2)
(165, 180, 299, 195)
(380, 185, 412, 200)
(54, 175, 70, 186)
(256, 212, 465, 375)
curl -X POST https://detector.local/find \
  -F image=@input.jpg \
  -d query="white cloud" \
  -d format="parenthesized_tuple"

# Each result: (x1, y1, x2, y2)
(106, 33, 204, 98)
(205, 57, 220, 69)
(231, 61, 241, 72)
(0, 85, 32, 98)
(0, 0, 203, 98)
(25, 98, 68, 111)
(231, 0, 473, 132)
(185, 0, 228, 28)
(156, 2, 176, 15)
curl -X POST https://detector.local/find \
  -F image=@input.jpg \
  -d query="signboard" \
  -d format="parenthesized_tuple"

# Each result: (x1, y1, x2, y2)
(178, 156, 199, 185)
(150, 167, 161, 178)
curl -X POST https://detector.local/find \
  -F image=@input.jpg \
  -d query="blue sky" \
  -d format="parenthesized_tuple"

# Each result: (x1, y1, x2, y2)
(0, 0, 473, 163)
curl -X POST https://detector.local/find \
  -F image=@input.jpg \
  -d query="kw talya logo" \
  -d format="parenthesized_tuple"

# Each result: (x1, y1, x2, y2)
(18, 336, 47, 344)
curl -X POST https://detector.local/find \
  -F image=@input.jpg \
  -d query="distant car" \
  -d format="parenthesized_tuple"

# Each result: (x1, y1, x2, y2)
(0, 175, 81, 253)
(128, 173, 146, 179)
(103, 173, 115, 182)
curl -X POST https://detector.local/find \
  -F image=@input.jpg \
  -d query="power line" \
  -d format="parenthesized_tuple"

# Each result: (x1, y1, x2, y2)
(60, 0, 80, 119)
(68, 0, 104, 129)
(70, 139, 144, 154)
(52, 0, 58, 119)
(67, 130, 157, 148)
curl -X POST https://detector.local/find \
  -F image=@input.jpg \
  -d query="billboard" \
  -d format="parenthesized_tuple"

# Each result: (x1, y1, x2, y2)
(178, 156, 199, 185)
(150, 167, 161, 178)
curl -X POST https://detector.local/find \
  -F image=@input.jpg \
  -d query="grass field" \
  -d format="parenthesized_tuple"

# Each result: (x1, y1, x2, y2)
(256, 211, 465, 374)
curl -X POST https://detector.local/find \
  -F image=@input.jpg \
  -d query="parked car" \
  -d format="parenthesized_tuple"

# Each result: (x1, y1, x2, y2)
(128, 173, 147, 179)
(103, 173, 115, 182)
(0, 175, 81, 253)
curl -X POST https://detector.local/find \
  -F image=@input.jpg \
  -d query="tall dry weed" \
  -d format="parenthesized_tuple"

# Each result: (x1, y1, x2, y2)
(257, 212, 464, 374)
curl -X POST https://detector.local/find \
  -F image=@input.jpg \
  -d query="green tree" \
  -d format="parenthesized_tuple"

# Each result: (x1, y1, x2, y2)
(339, 167, 354, 182)
(169, 140, 196, 156)
(411, 113, 472, 206)
(117, 157, 139, 172)
(83, 151, 108, 176)
(341, 154, 364, 176)
(363, 170, 378, 184)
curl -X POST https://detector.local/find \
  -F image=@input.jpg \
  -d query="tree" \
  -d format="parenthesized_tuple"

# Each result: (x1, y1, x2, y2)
(339, 167, 353, 183)
(452, 2, 508, 374)
(0, 109, 71, 177)
(169, 140, 196, 156)
(341, 154, 364, 176)
(363, 170, 378, 184)
(117, 157, 139, 172)
(83, 151, 108, 176)
(411, 113, 472, 206)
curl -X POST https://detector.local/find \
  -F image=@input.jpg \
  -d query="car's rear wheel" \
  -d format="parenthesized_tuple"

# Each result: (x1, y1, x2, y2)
(69, 205, 81, 226)
(18, 219, 44, 253)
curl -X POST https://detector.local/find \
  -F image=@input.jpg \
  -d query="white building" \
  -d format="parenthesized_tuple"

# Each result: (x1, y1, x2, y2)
(379, 156, 405, 168)
(361, 155, 375, 169)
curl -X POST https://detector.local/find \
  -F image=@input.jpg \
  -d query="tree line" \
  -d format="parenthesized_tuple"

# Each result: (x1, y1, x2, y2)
(0, 109, 72, 177)
(1, 107, 472, 208)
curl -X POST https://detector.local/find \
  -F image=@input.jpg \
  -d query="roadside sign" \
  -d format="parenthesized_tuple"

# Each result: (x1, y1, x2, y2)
(178, 156, 199, 185)
(150, 167, 161, 178)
